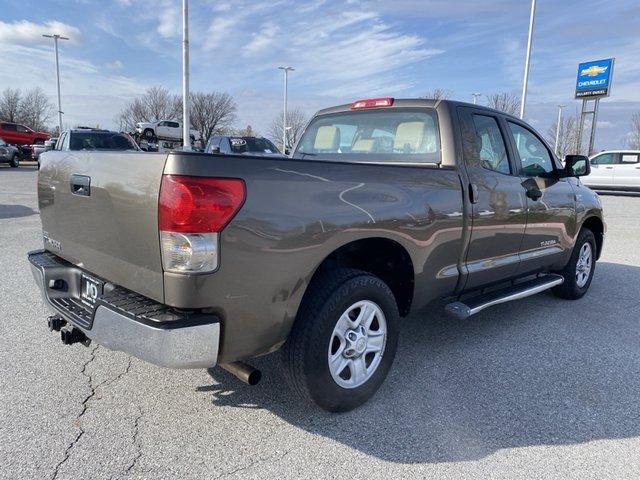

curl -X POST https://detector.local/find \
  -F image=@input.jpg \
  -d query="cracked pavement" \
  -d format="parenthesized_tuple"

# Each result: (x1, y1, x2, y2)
(1, 166, 640, 479)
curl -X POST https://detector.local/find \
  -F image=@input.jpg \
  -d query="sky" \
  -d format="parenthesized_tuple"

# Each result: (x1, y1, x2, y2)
(0, 0, 639, 149)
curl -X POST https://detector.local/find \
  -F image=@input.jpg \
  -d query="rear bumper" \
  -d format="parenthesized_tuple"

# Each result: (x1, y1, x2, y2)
(28, 250, 219, 369)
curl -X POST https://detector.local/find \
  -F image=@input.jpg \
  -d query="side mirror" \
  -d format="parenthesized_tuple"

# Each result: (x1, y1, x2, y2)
(44, 141, 55, 151)
(210, 146, 220, 154)
(561, 155, 590, 177)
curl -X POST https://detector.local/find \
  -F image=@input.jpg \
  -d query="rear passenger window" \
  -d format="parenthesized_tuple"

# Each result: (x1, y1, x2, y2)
(621, 154, 639, 164)
(471, 115, 510, 174)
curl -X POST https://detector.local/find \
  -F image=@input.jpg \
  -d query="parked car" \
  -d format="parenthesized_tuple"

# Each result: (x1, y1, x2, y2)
(28, 98, 603, 412)
(135, 120, 200, 142)
(581, 150, 640, 191)
(52, 128, 139, 152)
(0, 122, 49, 146)
(205, 135, 284, 156)
(0, 138, 20, 167)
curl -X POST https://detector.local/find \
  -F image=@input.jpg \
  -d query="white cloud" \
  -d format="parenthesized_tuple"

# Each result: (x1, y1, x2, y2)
(0, 20, 82, 45)
(106, 59, 124, 70)
(243, 23, 280, 55)
(157, 1, 180, 38)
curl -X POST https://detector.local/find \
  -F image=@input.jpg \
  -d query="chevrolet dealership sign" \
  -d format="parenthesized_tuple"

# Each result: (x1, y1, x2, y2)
(575, 58, 615, 98)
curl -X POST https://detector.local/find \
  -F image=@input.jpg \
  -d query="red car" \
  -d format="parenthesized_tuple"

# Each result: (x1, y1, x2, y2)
(0, 122, 49, 146)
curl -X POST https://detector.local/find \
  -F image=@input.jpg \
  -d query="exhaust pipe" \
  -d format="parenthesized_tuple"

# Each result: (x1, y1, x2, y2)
(219, 362, 261, 386)
(60, 325, 88, 345)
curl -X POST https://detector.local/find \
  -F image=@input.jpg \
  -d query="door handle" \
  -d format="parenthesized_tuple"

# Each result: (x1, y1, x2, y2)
(605, 166, 614, 169)
(70, 174, 91, 196)
(469, 183, 479, 204)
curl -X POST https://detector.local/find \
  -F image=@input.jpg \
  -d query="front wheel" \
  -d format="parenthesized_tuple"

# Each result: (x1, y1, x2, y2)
(281, 268, 399, 412)
(143, 129, 155, 140)
(552, 228, 596, 300)
(9, 154, 19, 168)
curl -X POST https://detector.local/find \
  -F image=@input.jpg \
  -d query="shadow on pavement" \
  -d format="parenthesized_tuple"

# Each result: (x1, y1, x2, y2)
(0, 204, 37, 219)
(199, 261, 640, 464)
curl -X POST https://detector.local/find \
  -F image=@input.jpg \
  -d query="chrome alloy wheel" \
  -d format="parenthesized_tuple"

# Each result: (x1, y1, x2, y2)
(327, 300, 387, 389)
(575, 242, 593, 288)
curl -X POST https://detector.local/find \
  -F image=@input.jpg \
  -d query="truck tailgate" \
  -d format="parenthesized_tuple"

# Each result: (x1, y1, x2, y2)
(38, 151, 168, 302)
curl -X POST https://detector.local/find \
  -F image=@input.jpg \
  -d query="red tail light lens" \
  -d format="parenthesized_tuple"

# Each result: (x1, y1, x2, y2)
(351, 97, 394, 109)
(159, 175, 245, 233)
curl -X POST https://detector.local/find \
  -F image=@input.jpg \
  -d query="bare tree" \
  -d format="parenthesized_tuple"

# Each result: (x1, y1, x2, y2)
(0, 88, 23, 123)
(546, 114, 579, 158)
(424, 88, 453, 100)
(188, 92, 237, 142)
(234, 125, 257, 137)
(486, 92, 520, 116)
(628, 113, 640, 150)
(20, 88, 53, 131)
(269, 108, 309, 151)
(116, 86, 182, 131)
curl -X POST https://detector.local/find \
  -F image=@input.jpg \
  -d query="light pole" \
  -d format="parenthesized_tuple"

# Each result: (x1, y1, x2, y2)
(555, 104, 566, 156)
(471, 93, 482, 105)
(182, 0, 191, 150)
(519, 0, 536, 119)
(278, 66, 294, 153)
(42, 33, 69, 134)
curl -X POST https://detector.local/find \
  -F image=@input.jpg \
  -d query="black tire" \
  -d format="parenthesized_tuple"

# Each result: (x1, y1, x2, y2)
(9, 154, 19, 168)
(281, 268, 400, 412)
(552, 228, 597, 300)
(143, 129, 155, 140)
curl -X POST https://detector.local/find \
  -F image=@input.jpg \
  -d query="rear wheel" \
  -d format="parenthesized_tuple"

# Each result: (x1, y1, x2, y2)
(552, 228, 596, 299)
(281, 268, 399, 412)
(9, 154, 19, 168)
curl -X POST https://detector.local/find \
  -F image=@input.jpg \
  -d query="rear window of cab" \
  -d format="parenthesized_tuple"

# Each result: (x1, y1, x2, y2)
(294, 108, 440, 164)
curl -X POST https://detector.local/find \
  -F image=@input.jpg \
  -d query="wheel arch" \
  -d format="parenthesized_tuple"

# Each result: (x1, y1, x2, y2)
(581, 215, 604, 259)
(303, 237, 415, 317)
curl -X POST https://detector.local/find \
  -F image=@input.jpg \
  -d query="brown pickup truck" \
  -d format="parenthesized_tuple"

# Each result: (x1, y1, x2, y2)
(29, 98, 604, 411)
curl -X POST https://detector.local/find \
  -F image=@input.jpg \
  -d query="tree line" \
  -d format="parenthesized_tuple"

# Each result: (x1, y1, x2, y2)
(116, 86, 309, 150)
(0, 87, 53, 132)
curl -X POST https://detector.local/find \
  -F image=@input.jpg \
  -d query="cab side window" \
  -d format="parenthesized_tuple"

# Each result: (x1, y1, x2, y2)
(507, 122, 554, 177)
(591, 153, 616, 165)
(621, 153, 639, 164)
(471, 115, 510, 174)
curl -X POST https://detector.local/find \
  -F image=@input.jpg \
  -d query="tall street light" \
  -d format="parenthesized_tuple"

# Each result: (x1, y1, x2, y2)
(555, 104, 566, 156)
(278, 66, 294, 153)
(182, 0, 191, 150)
(42, 33, 69, 134)
(519, 0, 536, 119)
(471, 93, 482, 105)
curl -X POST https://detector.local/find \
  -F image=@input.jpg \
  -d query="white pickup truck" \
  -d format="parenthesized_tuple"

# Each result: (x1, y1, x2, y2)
(135, 120, 200, 142)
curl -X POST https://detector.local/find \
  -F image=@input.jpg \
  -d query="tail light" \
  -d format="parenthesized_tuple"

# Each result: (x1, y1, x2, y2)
(351, 97, 394, 109)
(158, 175, 245, 273)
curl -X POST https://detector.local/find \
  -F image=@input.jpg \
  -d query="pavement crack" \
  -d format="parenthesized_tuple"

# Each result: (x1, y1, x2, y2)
(94, 356, 133, 391)
(50, 344, 99, 480)
(212, 449, 292, 479)
(124, 407, 144, 476)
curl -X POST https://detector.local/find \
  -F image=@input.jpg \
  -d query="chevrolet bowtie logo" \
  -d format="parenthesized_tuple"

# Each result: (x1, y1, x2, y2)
(580, 65, 608, 77)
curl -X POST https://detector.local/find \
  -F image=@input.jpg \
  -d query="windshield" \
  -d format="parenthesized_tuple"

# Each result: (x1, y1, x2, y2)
(229, 137, 279, 154)
(0, 139, 5, 146)
(69, 132, 138, 151)
(294, 108, 440, 163)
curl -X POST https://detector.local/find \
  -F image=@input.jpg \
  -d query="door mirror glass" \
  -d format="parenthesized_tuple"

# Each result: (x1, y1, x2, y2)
(563, 155, 590, 177)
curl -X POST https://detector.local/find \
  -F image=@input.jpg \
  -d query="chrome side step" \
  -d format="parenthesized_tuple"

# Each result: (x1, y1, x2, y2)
(445, 274, 564, 319)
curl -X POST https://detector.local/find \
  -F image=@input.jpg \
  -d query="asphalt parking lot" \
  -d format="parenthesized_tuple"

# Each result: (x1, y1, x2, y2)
(1, 165, 639, 480)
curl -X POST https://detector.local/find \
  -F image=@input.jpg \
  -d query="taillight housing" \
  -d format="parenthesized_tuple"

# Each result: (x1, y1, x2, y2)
(350, 97, 394, 109)
(158, 175, 245, 273)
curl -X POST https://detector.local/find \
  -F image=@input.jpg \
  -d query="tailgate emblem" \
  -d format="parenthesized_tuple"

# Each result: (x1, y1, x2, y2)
(43, 231, 62, 252)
